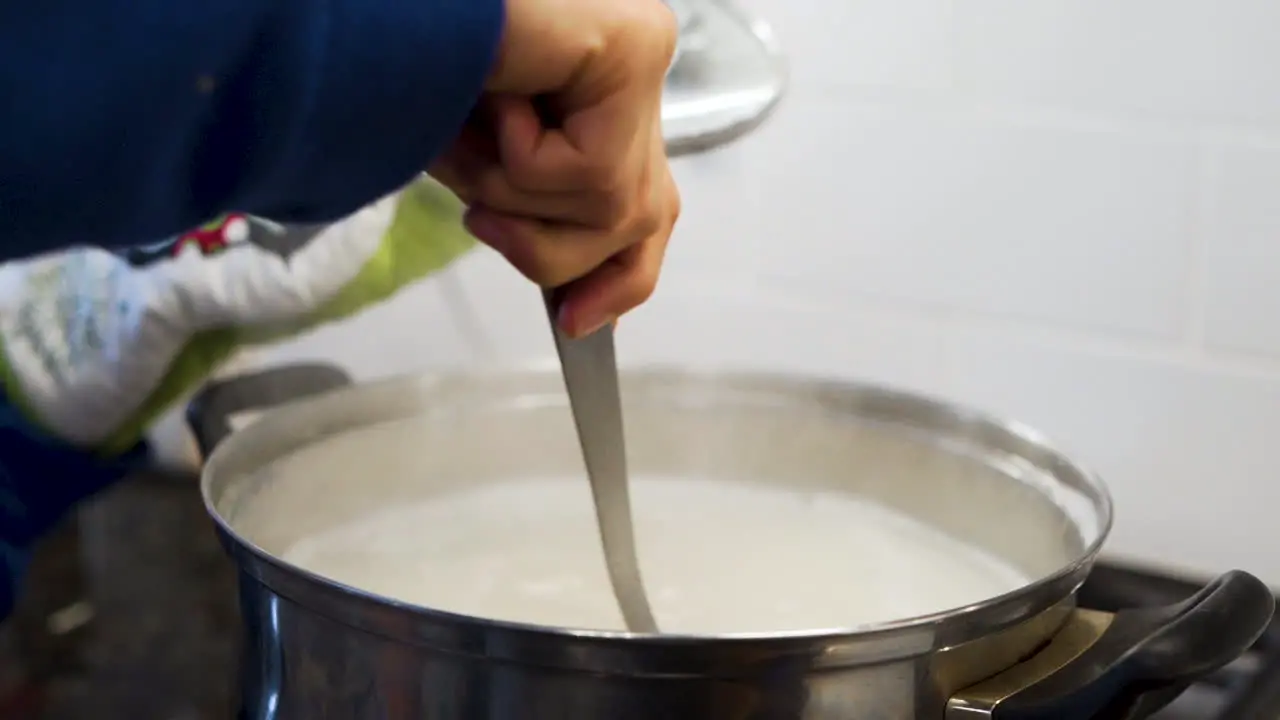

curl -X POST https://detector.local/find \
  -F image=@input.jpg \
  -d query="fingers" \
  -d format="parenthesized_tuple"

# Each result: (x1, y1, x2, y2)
(492, 97, 599, 192)
(469, 149, 679, 338)
(436, 97, 643, 227)
(463, 201, 652, 288)
(555, 202, 673, 336)
(462, 115, 671, 282)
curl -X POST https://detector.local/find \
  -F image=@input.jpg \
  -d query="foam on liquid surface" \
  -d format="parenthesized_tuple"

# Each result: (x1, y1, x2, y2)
(281, 476, 1030, 634)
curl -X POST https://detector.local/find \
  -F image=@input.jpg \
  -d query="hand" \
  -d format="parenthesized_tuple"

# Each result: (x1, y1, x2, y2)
(431, 0, 681, 338)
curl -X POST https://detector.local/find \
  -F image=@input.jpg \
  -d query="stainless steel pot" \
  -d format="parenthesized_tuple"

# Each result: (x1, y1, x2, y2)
(191, 366, 1275, 720)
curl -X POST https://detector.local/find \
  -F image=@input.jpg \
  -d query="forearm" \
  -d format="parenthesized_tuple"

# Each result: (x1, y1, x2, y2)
(0, 0, 502, 260)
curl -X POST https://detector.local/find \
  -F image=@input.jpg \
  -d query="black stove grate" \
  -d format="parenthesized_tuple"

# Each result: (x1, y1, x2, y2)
(1078, 561, 1280, 720)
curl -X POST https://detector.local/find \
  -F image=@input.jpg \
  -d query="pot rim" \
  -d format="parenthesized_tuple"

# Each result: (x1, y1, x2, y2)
(200, 364, 1113, 668)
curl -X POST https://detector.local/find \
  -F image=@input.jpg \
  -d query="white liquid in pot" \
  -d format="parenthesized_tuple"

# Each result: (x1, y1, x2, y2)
(280, 476, 1031, 634)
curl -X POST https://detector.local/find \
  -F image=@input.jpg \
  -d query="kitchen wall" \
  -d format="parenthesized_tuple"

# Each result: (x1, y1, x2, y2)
(251, 0, 1280, 580)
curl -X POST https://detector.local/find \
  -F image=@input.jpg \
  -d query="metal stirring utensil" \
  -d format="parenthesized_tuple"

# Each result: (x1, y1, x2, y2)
(544, 293, 659, 633)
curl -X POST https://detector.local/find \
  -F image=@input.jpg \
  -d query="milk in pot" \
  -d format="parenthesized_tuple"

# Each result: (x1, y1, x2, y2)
(279, 475, 1031, 634)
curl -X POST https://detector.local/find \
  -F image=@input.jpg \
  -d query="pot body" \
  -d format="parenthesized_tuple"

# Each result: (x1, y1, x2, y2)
(232, 562, 1075, 720)
(200, 368, 1118, 719)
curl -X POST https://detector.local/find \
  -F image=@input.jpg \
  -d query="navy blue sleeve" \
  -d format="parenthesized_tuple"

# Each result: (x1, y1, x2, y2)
(0, 0, 503, 618)
(0, 0, 503, 259)
(0, 397, 153, 618)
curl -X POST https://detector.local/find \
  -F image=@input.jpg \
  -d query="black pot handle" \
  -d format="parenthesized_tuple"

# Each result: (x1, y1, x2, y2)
(994, 569, 1275, 720)
(185, 363, 354, 459)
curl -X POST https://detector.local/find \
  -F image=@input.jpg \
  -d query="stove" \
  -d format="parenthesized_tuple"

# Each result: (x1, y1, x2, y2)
(1078, 561, 1280, 719)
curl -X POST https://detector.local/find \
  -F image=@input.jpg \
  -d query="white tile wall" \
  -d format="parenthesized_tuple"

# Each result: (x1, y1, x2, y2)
(951, 0, 1280, 128)
(751, 94, 1199, 338)
(760, 0, 954, 91)
(1203, 146, 1280, 355)
(264, 0, 1280, 580)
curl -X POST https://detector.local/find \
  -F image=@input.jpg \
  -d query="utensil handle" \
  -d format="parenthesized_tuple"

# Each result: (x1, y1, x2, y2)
(542, 290, 660, 634)
(185, 363, 354, 460)
(994, 570, 1275, 720)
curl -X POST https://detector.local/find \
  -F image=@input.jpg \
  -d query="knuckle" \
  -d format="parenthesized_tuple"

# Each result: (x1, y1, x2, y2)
(632, 209, 661, 239)
(629, 270, 660, 307)
(595, 189, 631, 228)
(616, 259, 661, 314)
(658, 14, 680, 63)
(582, 158, 624, 190)
(667, 183, 682, 223)
(644, 1, 680, 65)
(630, 192, 664, 238)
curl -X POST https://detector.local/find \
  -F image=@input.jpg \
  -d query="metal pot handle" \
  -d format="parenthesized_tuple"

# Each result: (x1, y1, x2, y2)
(185, 363, 355, 459)
(948, 570, 1275, 719)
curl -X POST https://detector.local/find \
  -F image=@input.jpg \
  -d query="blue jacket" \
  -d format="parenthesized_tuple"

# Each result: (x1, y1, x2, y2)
(0, 0, 503, 617)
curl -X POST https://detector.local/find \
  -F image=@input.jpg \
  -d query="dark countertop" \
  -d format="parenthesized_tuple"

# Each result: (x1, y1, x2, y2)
(37, 472, 240, 720)
(4, 362, 360, 720)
